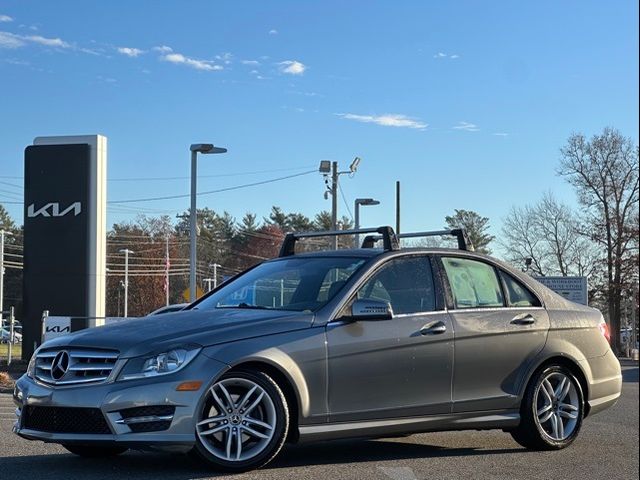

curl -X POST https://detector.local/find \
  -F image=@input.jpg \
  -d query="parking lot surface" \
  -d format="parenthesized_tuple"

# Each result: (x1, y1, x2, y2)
(0, 364, 637, 480)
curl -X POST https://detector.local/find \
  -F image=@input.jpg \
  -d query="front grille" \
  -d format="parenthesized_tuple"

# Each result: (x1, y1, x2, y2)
(35, 348, 119, 385)
(23, 406, 111, 434)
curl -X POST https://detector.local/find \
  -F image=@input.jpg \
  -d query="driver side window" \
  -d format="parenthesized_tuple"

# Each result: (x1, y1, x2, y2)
(357, 256, 435, 315)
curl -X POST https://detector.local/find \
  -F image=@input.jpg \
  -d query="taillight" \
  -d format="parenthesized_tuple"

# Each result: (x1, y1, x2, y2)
(598, 318, 611, 343)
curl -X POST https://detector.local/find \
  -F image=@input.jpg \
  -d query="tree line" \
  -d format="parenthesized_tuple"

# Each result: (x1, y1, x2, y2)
(1, 127, 638, 353)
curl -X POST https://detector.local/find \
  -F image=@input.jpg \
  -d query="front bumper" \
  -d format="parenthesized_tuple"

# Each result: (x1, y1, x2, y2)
(13, 354, 228, 452)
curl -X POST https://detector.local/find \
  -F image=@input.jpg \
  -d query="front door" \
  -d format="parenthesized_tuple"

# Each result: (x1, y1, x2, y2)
(326, 255, 453, 422)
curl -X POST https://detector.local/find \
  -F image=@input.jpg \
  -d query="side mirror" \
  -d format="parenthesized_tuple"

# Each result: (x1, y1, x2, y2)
(350, 299, 394, 321)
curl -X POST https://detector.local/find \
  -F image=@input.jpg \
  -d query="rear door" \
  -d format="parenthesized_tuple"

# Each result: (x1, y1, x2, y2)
(438, 256, 549, 413)
(326, 255, 453, 422)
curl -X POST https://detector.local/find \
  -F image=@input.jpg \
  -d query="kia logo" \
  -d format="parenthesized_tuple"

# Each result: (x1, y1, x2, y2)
(51, 351, 70, 380)
(27, 202, 82, 218)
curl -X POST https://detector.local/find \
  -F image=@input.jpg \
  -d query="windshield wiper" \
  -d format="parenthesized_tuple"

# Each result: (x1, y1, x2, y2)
(216, 303, 271, 310)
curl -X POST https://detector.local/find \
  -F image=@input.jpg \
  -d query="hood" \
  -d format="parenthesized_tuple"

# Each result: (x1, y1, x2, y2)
(42, 308, 314, 358)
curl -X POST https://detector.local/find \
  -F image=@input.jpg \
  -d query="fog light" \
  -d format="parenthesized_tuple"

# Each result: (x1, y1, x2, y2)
(176, 381, 202, 391)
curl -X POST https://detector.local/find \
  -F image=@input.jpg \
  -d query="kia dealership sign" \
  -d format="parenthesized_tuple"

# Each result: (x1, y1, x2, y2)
(22, 135, 107, 358)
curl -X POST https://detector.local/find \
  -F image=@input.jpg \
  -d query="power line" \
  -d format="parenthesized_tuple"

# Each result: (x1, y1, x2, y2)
(109, 170, 316, 204)
(338, 183, 354, 221)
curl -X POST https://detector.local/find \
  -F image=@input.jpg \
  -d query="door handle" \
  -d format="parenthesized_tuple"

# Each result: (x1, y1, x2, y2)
(511, 313, 536, 325)
(420, 320, 447, 335)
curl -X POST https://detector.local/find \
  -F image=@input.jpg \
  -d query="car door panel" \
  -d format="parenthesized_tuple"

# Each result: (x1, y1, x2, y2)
(449, 307, 550, 412)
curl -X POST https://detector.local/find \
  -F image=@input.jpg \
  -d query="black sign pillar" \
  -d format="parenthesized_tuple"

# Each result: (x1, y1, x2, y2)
(23, 135, 107, 358)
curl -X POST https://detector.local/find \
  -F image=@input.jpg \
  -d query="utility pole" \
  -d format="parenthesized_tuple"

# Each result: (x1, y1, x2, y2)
(0, 229, 12, 323)
(119, 249, 134, 317)
(165, 234, 170, 306)
(395, 181, 401, 235)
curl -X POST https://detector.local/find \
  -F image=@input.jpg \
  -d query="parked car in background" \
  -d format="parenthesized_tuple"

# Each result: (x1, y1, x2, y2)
(1, 327, 22, 344)
(13, 227, 622, 472)
(147, 303, 189, 316)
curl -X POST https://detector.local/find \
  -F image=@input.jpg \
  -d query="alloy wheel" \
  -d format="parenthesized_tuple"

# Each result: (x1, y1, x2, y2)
(196, 377, 277, 462)
(534, 371, 580, 441)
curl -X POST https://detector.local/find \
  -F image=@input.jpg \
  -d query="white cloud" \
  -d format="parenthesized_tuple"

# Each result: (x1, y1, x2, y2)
(0, 31, 24, 48)
(0, 31, 71, 49)
(117, 47, 144, 57)
(161, 52, 222, 71)
(336, 113, 427, 130)
(453, 121, 479, 132)
(241, 59, 260, 65)
(26, 34, 70, 48)
(269, 29, 278, 35)
(278, 60, 306, 75)
(434, 52, 459, 60)
(493, 132, 509, 137)
(0, 14, 13, 22)
(152, 45, 173, 53)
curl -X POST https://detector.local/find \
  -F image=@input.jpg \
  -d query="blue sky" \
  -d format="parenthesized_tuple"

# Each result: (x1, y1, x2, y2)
(0, 1, 638, 248)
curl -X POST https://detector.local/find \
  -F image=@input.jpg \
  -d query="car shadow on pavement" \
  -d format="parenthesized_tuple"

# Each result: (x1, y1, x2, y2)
(621, 366, 638, 383)
(0, 438, 527, 479)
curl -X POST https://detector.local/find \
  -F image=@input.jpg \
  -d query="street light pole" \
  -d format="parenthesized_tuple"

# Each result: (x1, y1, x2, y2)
(210, 263, 221, 289)
(353, 198, 381, 247)
(0, 229, 12, 323)
(189, 143, 227, 302)
(119, 249, 134, 317)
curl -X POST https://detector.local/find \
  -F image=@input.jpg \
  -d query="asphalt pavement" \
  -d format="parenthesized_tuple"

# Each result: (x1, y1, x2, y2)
(0, 365, 637, 480)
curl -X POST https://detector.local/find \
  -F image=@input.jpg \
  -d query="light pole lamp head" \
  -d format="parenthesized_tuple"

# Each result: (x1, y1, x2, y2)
(318, 160, 331, 174)
(190, 143, 227, 154)
(356, 198, 380, 206)
(349, 156, 362, 173)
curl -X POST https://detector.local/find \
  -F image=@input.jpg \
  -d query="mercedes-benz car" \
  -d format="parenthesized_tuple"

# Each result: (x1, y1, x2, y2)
(13, 227, 622, 472)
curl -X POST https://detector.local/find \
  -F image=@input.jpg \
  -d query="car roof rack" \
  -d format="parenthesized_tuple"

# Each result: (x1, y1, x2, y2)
(361, 228, 475, 251)
(279, 226, 399, 257)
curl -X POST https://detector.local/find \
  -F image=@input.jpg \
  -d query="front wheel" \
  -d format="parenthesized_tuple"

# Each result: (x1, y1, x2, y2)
(511, 365, 584, 450)
(63, 445, 128, 457)
(191, 370, 289, 472)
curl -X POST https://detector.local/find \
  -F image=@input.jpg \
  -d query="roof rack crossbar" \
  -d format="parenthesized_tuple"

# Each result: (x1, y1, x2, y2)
(361, 228, 475, 251)
(279, 226, 399, 257)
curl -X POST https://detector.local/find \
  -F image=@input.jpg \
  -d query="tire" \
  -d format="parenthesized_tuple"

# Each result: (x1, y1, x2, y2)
(191, 369, 289, 472)
(511, 365, 584, 450)
(63, 445, 128, 457)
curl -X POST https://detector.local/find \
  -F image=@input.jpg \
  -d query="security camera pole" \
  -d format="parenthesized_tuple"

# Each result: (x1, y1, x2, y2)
(189, 143, 227, 302)
(319, 157, 361, 250)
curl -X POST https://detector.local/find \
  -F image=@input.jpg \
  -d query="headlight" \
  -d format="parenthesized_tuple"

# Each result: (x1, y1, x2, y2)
(26, 349, 38, 378)
(118, 346, 201, 381)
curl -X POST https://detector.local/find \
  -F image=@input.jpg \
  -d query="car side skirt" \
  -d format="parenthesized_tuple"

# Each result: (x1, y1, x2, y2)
(297, 410, 520, 442)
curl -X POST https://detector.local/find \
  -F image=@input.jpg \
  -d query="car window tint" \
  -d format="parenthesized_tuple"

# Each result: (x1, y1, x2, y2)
(499, 271, 541, 307)
(357, 257, 435, 314)
(442, 257, 504, 309)
(317, 266, 360, 302)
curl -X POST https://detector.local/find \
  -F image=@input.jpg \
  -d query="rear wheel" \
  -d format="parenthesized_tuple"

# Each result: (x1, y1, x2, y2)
(191, 370, 289, 472)
(63, 445, 128, 457)
(511, 365, 584, 450)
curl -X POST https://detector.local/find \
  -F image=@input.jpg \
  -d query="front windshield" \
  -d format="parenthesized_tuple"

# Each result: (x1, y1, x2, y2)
(194, 257, 367, 312)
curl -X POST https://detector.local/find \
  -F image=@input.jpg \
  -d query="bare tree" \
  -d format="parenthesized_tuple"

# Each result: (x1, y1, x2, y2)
(558, 128, 639, 353)
(500, 193, 602, 279)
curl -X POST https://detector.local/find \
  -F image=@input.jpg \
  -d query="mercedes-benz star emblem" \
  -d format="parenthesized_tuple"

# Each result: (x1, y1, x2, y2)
(51, 351, 70, 381)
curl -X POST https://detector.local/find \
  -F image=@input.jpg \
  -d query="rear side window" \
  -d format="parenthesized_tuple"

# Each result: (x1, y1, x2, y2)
(499, 271, 541, 307)
(442, 257, 504, 309)
(357, 256, 435, 314)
